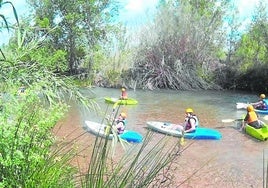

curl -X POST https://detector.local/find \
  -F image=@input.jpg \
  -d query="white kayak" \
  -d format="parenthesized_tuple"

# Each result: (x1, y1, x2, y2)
(147, 121, 222, 140)
(146, 121, 183, 137)
(84, 120, 143, 143)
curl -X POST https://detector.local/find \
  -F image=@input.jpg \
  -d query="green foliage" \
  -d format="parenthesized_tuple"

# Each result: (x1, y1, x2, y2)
(26, 0, 120, 74)
(220, 2, 268, 91)
(0, 92, 76, 187)
(130, 0, 227, 90)
(36, 17, 50, 28)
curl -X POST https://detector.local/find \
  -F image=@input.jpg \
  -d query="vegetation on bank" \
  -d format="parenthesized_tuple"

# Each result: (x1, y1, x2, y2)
(2, 0, 265, 92)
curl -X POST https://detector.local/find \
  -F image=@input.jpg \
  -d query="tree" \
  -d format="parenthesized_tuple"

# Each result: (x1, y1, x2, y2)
(130, 0, 229, 90)
(26, 0, 120, 75)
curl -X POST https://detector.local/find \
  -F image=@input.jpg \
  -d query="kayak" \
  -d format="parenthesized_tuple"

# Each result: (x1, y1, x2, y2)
(84, 121, 143, 143)
(236, 103, 268, 114)
(254, 109, 268, 115)
(104, 97, 138, 105)
(146, 121, 183, 137)
(146, 121, 222, 140)
(244, 124, 268, 141)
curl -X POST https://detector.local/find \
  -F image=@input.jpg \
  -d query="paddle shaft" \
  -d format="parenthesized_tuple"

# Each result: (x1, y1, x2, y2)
(221, 118, 244, 123)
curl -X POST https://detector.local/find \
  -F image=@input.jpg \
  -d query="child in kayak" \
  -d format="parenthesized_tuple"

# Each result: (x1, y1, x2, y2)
(250, 94, 267, 110)
(120, 87, 128, 100)
(240, 105, 264, 131)
(114, 112, 127, 134)
(173, 108, 199, 133)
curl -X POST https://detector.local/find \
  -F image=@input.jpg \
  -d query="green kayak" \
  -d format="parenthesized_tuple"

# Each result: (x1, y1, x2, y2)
(104, 97, 138, 105)
(245, 124, 268, 141)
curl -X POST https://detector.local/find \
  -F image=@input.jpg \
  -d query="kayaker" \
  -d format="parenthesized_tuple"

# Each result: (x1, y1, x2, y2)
(120, 87, 128, 100)
(173, 108, 199, 133)
(114, 112, 127, 134)
(240, 105, 264, 131)
(250, 94, 267, 110)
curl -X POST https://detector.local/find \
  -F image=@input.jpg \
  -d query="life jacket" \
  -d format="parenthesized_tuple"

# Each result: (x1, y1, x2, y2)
(185, 115, 198, 131)
(262, 99, 268, 110)
(246, 111, 258, 124)
(116, 120, 126, 134)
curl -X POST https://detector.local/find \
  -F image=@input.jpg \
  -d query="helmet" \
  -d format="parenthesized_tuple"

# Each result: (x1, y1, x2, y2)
(121, 88, 126, 92)
(260, 94, 265, 99)
(185, 108, 193, 113)
(247, 105, 254, 112)
(120, 112, 127, 118)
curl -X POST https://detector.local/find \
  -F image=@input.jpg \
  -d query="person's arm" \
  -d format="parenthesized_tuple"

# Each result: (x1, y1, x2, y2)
(250, 101, 262, 108)
(240, 114, 249, 131)
(116, 122, 124, 129)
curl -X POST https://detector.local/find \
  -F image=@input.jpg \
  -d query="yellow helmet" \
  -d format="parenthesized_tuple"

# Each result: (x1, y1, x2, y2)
(121, 88, 126, 92)
(247, 105, 254, 112)
(185, 108, 193, 113)
(260, 94, 265, 99)
(120, 112, 127, 118)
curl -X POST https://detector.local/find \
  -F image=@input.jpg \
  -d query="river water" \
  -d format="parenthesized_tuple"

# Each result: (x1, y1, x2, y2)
(57, 87, 268, 187)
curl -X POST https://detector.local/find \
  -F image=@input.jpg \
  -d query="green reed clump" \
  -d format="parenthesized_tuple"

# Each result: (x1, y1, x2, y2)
(0, 92, 76, 187)
(79, 125, 183, 188)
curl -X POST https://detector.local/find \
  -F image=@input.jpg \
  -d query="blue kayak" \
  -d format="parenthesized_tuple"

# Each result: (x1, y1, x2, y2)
(146, 121, 222, 140)
(184, 127, 222, 140)
(254, 109, 268, 115)
(120, 131, 143, 143)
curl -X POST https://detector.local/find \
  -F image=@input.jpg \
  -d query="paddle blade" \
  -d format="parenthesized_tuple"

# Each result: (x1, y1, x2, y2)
(236, 103, 248, 109)
(263, 115, 268, 121)
(180, 137, 184, 145)
(222, 118, 244, 123)
(221, 119, 235, 123)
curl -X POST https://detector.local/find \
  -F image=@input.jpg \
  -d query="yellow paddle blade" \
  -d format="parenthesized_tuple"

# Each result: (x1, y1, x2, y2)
(180, 137, 185, 145)
(105, 125, 111, 135)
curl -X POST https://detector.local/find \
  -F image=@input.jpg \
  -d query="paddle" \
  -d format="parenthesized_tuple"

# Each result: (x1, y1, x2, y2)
(236, 102, 248, 109)
(180, 133, 185, 146)
(221, 118, 244, 123)
(105, 100, 120, 135)
(263, 115, 268, 121)
(215, 118, 244, 129)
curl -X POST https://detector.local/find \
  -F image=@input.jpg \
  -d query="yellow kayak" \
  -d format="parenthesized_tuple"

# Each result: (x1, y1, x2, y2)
(104, 97, 138, 105)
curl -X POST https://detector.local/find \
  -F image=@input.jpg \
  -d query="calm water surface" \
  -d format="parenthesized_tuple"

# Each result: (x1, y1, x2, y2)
(69, 87, 268, 187)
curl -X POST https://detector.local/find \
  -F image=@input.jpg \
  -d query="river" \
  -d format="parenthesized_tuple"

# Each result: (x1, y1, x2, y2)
(55, 87, 268, 188)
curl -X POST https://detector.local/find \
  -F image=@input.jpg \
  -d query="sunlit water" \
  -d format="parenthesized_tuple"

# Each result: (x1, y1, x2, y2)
(67, 87, 268, 187)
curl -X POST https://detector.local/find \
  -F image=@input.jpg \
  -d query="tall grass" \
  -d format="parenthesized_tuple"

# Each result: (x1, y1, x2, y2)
(78, 130, 183, 187)
(0, 91, 77, 187)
